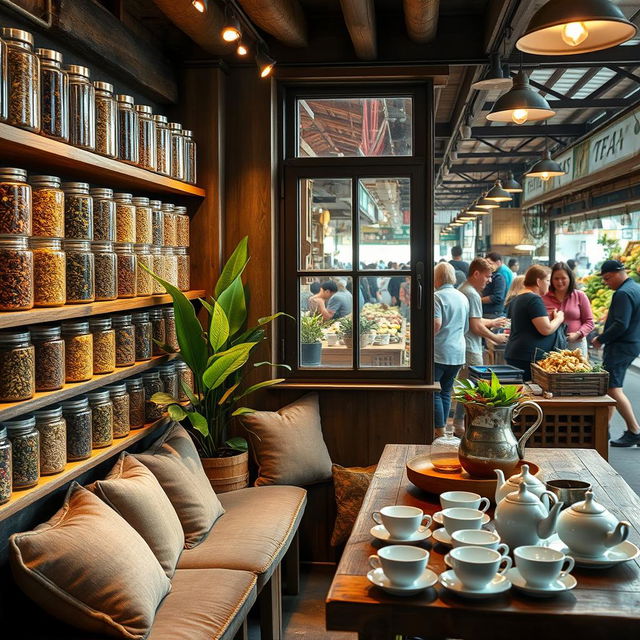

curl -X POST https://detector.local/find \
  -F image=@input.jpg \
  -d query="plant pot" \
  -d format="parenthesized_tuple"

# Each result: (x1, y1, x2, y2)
(201, 451, 249, 493)
(301, 341, 322, 366)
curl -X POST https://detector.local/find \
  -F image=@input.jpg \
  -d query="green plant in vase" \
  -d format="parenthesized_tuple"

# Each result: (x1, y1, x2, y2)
(338, 315, 378, 348)
(454, 373, 526, 407)
(300, 314, 325, 366)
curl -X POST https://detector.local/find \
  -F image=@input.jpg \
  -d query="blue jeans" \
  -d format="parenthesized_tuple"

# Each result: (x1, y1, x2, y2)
(434, 363, 462, 429)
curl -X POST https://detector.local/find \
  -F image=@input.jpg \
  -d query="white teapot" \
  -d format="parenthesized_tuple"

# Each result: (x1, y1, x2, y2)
(495, 464, 547, 506)
(556, 491, 630, 558)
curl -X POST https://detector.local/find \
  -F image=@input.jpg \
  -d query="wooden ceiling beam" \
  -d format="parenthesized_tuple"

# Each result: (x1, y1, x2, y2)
(237, 0, 307, 47)
(339, 0, 377, 60)
(402, 0, 439, 43)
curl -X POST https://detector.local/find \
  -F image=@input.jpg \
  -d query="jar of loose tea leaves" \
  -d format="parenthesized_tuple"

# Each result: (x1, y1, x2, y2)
(5, 415, 39, 489)
(117, 94, 139, 164)
(64, 239, 94, 303)
(115, 242, 136, 298)
(162, 247, 178, 288)
(183, 129, 197, 184)
(169, 122, 185, 181)
(175, 246, 190, 292)
(61, 396, 92, 461)
(150, 199, 164, 247)
(106, 382, 130, 438)
(89, 188, 116, 241)
(30, 324, 65, 392)
(132, 196, 152, 244)
(113, 314, 135, 367)
(163, 307, 179, 352)
(62, 182, 93, 240)
(150, 246, 164, 294)
(126, 376, 145, 428)
(175, 206, 190, 247)
(30, 175, 64, 238)
(161, 202, 177, 247)
(150, 308, 166, 355)
(61, 320, 93, 382)
(0, 427, 11, 505)
(132, 311, 152, 361)
(37, 48, 68, 142)
(0, 330, 34, 401)
(136, 104, 156, 172)
(30, 237, 65, 307)
(154, 115, 171, 176)
(34, 405, 66, 475)
(0, 235, 33, 311)
(1, 28, 39, 132)
(0, 167, 31, 236)
(94, 81, 117, 158)
(114, 192, 136, 243)
(66, 65, 95, 151)
(175, 360, 195, 403)
(92, 241, 117, 301)
(0, 36, 7, 123)
(89, 316, 115, 374)
(158, 361, 178, 399)
(134, 243, 154, 296)
(88, 389, 113, 449)
(142, 369, 164, 423)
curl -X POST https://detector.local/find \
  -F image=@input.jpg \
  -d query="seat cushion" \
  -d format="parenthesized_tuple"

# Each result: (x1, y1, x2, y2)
(177, 486, 306, 587)
(148, 568, 257, 640)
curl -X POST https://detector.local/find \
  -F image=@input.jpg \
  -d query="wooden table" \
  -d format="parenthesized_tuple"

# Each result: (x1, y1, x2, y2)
(326, 445, 640, 640)
(321, 342, 406, 367)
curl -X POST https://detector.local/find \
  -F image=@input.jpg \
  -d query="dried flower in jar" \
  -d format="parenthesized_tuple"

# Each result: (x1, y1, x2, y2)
(89, 391, 113, 448)
(64, 240, 94, 303)
(62, 183, 93, 241)
(30, 175, 64, 238)
(114, 315, 135, 367)
(0, 168, 31, 235)
(126, 377, 145, 428)
(62, 322, 93, 382)
(62, 396, 92, 461)
(35, 407, 67, 475)
(31, 325, 65, 392)
(93, 242, 117, 301)
(90, 317, 115, 374)
(0, 331, 35, 402)
(115, 243, 136, 298)
(7, 417, 39, 489)
(31, 238, 65, 307)
(0, 430, 11, 505)
(0, 236, 34, 311)
(107, 383, 130, 438)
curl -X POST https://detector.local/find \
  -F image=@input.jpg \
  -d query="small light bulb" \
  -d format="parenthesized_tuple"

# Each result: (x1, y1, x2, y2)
(192, 0, 206, 12)
(561, 22, 588, 47)
(222, 27, 241, 42)
(540, 172, 551, 181)
(260, 63, 274, 78)
(512, 108, 529, 125)
(237, 42, 248, 56)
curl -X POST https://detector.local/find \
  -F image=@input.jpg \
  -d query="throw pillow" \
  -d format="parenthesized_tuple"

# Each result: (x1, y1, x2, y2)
(10, 483, 170, 640)
(240, 393, 332, 486)
(330, 463, 376, 547)
(134, 422, 225, 549)
(88, 453, 185, 577)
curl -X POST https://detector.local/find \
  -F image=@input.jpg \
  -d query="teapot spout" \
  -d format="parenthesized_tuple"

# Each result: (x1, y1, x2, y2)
(494, 468, 506, 502)
(605, 521, 630, 548)
(537, 492, 563, 540)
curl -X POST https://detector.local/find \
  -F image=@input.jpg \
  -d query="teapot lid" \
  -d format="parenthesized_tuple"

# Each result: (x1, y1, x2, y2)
(509, 463, 545, 487)
(570, 491, 606, 515)
(506, 482, 540, 504)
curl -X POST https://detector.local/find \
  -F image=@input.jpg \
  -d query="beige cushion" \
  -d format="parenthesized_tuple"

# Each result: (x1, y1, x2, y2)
(134, 423, 225, 549)
(89, 453, 184, 577)
(240, 393, 332, 486)
(9, 483, 171, 640)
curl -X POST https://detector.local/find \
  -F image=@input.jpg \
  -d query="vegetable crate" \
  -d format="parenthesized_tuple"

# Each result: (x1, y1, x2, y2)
(531, 362, 609, 396)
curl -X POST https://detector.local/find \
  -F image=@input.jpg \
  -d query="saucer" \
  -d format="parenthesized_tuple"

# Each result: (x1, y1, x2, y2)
(438, 569, 511, 599)
(433, 511, 490, 526)
(367, 567, 438, 596)
(432, 527, 453, 547)
(546, 536, 640, 568)
(506, 568, 576, 597)
(370, 524, 432, 544)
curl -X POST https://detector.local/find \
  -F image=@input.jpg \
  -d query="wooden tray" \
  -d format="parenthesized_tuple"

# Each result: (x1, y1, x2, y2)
(406, 455, 541, 501)
(531, 362, 609, 396)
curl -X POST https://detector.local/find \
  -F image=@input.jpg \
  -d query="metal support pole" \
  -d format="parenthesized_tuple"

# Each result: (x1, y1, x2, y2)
(548, 219, 556, 265)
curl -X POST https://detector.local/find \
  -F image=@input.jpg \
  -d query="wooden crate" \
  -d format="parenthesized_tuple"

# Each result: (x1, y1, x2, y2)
(531, 362, 609, 396)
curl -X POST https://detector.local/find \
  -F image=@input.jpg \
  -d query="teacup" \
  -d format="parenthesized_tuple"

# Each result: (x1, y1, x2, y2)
(371, 505, 432, 540)
(440, 491, 490, 513)
(369, 545, 429, 587)
(514, 546, 575, 589)
(441, 507, 485, 535)
(451, 529, 509, 556)
(449, 546, 512, 591)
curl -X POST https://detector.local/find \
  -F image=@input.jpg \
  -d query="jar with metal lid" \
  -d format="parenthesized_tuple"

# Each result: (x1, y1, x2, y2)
(142, 370, 164, 422)
(34, 406, 66, 475)
(30, 325, 64, 391)
(175, 206, 190, 247)
(64, 239, 94, 303)
(132, 311, 152, 361)
(88, 389, 113, 448)
(113, 314, 135, 367)
(150, 246, 165, 293)
(106, 382, 130, 438)
(37, 48, 68, 141)
(94, 81, 117, 158)
(154, 115, 171, 176)
(62, 182, 93, 240)
(0, 35, 7, 123)
(175, 360, 195, 403)
(164, 307, 179, 352)
(61, 396, 92, 461)
(92, 241, 117, 301)
(5, 416, 39, 489)
(114, 192, 136, 243)
(0, 167, 31, 235)
(89, 316, 115, 374)
(117, 94, 139, 164)
(134, 243, 154, 296)
(0, 330, 34, 401)
(0, 427, 11, 504)
(0, 235, 33, 311)
(162, 247, 178, 288)
(66, 65, 95, 151)
(150, 308, 166, 355)
(30, 237, 65, 307)
(162, 203, 177, 247)
(89, 188, 115, 241)
(175, 247, 190, 292)
(126, 376, 145, 428)
(158, 361, 178, 399)
(131, 196, 152, 244)
(114, 242, 136, 298)
(150, 200, 164, 247)
(2, 28, 39, 132)
(169, 122, 185, 181)
(183, 129, 197, 184)
(136, 105, 156, 171)
(61, 320, 93, 382)
(29, 175, 64, 238)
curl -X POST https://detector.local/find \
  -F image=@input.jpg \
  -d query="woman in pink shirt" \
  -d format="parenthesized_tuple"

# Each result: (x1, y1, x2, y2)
(543, 262, 594, 357)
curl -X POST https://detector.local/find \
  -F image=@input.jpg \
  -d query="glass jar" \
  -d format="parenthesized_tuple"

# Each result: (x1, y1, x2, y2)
(183, 129, 197, 184)
(6, 416, 39, 489)
(430, 425, 462, 473)
(175, 360, 195, 403)
(134, 243, 154, 296)
(117, 94, 139, 164)
(131, 197, 152, 245)
(125, 376, 145, 428)
(34, 405, 66, 475)
(64, 239, 94, 303)
(136, 104, 156, 171)
(0, 36, 7, 123)
(158, 362, 178, 399)
(142, 370, 164, 423)
(88, 389, 113, 449)
(61, 396, 92, 461)
(132, 311, 152, 362)
(94, 81, 117, 158)
(107, 382, 130, 438)
(0, 167, 31, 235)
(150, 200, 164, 247)
(114, 192, 136, 243)
(30, 325, 65, 392)
(175, 206, 190, 247)
(161, 203, 177, 247)
(30, 237, 65, 307)
(175, 247, 190, 292)
(150, 308, 166, 356)
(154, 115, 171, 176)
(113, 314, 135, 367)
(0, 330, 34, 401)
(62, 182, 93, 240)
(150, 246, 164, 294)
(90, 188, 116, 241)
(169, 122, 185, 181)
(162, 247, 178, 288)
(0, 235, 33, 311)
(0, 427, 11, 505)
(2, 28, 39, 132)
(115, 242, 136, 298)
(90, 241, 117, 302)
(37, 48, 68, 142)
(30, 175, 64, 238)
(61, 320, 93, 382)
(89, 316, 115, 374)
(164, 307, 179, 352)
(66, 65, 95, 151)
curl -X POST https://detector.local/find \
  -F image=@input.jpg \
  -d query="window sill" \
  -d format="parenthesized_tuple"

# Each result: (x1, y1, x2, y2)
(271, 382, 441, 392)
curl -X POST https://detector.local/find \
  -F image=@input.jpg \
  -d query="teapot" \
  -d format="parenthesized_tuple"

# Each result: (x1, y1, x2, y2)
(556, 491, 630, 558)
(494, 483, 563, 548)
(495, 464, 548, 507)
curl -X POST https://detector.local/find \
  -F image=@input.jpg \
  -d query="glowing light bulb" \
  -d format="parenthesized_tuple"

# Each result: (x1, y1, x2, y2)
(512, 108, 529, 125)
(222, 26, 241, 42)
(540, 172, 551, 181)
(237, 42, 248, 56)
(561, 22, 588, 47)
(260, 63, 274, 78)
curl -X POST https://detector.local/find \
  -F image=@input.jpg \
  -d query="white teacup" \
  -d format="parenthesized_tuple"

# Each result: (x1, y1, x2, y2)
(371, 505, 432, 540)
(451, 529, 509, 556)
(514, 546, 575, 589)
(440, 491, 490, 513)
(449, 546, 512, 591)
(441, 507, 485, 535)
(369, 545, 429, 587)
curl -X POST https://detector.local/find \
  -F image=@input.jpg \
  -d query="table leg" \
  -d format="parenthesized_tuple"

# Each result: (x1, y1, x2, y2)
(594, 406, 609, 461)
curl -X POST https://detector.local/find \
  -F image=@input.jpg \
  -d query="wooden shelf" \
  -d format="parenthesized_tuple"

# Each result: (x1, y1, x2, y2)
(0, 122, 205, 198)
(0, 290, 205, 330)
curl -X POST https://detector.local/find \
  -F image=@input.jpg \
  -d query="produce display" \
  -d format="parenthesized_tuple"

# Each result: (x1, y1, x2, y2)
(582, 273, 612, 325)
(360, 303, 404, 339)
(536, 349, 601, 373)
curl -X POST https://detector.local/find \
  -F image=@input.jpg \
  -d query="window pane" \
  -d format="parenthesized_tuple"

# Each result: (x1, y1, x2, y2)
(297, 97, 412, 158)
(299, 178, 352, 270)
(359, 178, 411, 270)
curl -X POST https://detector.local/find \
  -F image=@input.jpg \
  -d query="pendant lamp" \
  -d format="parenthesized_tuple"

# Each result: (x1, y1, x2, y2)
(476, 193, 500, 209)
(467, 200, 488, 215)
(621, 211, 632, 227)
(525, 150, 566, 181)
(516, 0, 637, 55)
(592, 217, 604, 230)
(472, 53, 513, 91)
(486, 180, 513, 202)
(503, 171, 523, 193)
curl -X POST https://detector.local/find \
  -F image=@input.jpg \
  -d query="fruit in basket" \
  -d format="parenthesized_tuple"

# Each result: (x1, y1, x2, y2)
(536, 349, 595, 373)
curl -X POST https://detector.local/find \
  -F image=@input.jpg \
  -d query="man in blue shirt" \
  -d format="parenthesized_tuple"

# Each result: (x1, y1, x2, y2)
(592, 260, 640, 447)
(481, 252, 508, 318)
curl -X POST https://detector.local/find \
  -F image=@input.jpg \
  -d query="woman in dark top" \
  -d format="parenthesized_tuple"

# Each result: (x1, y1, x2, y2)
(505, 265, 565, 381)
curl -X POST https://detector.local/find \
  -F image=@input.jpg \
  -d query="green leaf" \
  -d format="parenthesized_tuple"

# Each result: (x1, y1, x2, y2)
(235, 378, 285, 400)
(233, 327, 265, 346)
(225, 436, 248, 452)
(215, 236, 249, 298)
(151, 392, 180, 405)
(218, 275, 247, 337)
(199, 298, 214, 315)
(258, 312, 294, 325)
(187, 411, 209, 437)
(180, 379, 199, 407)
(254, 361, 292, 372)
(202, 342, 257, 389)
(152, 339, 177, 354)
(218, 382, 240, 405)
(232, 407, 256, 416)
(168, 404, 188, 421)
(209, 302, 230, 351)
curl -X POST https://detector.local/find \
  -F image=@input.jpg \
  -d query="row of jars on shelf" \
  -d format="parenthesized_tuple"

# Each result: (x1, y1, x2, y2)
(0, 361, 194, 503)
(0, 28, 196, 183)
(0, 306, 180, 402)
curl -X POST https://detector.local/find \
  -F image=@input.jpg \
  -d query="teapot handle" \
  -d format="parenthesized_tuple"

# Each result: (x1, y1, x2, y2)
(513, 400, 544, 460)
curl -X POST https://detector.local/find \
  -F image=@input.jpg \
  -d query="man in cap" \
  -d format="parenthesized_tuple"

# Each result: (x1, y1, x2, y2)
(592, 260, 640, 446)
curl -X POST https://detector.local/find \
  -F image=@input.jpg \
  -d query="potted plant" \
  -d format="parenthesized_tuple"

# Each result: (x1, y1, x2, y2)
(300, 314, 324, 366)
(339, 316, 378, 349)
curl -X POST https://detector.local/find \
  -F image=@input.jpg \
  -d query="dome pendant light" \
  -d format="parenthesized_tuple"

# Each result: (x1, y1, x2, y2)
(476, 192, 500, 209)
(503, 171, 523, 193)
(471, 53, 513, 91)
(486, 179, 513, 203)
(467, 201, 487, 215)
(516, 0, 637, 55)
(525, 150, 566, 181)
